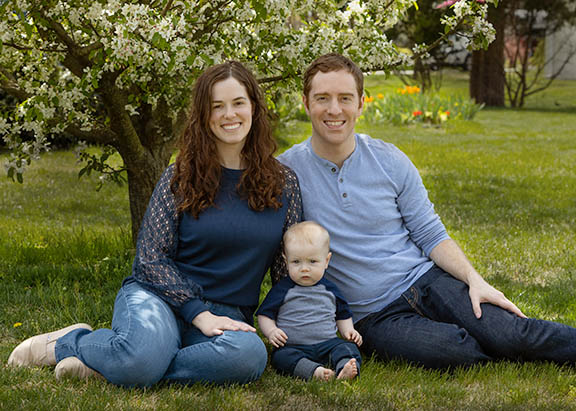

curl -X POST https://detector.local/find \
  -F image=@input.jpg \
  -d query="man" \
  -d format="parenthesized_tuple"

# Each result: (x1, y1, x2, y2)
(278, 53, 576, 368)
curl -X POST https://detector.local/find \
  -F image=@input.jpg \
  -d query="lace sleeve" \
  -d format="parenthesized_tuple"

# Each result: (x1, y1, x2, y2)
(269, 165, 303, 284)
(131, 165, 203, 308)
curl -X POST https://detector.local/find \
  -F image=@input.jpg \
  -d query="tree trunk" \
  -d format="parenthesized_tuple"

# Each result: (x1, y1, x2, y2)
(469, 4, 506, 106)
(121, 147, 173, 244)
(413, 57, 433, 93)
(98, 73, 177, 244)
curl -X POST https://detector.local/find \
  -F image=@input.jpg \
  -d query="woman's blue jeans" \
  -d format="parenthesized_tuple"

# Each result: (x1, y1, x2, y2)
(356, 266, 576, 369)
(55, 280, 267, 387)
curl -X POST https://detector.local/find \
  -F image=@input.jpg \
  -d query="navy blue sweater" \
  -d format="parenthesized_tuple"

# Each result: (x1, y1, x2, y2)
(128, 164, 303, 323)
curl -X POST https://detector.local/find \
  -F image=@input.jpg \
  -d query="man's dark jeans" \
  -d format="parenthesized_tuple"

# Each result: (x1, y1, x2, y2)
(355, 266, 576, 369)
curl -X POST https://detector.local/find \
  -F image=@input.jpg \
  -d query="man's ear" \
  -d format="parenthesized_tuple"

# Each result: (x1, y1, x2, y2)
(302, 95, 310, 116)
(358, 94, 365, 115)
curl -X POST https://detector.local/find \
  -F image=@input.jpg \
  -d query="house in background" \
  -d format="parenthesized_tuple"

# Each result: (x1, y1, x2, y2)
(504, 8, 576, 81)
(545, 24, 576, 80)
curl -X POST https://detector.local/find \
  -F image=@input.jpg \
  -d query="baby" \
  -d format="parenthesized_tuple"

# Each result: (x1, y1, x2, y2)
(257, 221, 362, 381)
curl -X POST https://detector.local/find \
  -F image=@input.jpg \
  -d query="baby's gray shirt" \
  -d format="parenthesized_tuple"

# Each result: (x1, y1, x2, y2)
(256, 276, 353, 345)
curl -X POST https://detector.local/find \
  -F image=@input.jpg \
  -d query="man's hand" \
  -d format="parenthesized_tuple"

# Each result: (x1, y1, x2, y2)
(267, 327, 288, 348)
(192, 311, 256, 337)
(429, 239, 527, 320)
(343, 329, 363, 346)
(468, 277, 527, 319)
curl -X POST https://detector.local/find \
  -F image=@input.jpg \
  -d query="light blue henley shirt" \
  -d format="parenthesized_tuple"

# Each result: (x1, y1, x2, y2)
(278, 134, 450, 321)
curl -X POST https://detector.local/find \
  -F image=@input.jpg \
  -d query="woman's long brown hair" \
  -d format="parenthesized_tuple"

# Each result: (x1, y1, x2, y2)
(171, 61, 284, 217)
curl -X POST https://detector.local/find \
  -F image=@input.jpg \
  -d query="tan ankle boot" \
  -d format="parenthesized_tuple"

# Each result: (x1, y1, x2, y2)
(55, 357, 103, 380)
(7, 323, 92, 367)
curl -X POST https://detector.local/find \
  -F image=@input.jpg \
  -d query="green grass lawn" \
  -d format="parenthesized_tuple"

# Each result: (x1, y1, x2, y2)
(2, 74, 576, 410)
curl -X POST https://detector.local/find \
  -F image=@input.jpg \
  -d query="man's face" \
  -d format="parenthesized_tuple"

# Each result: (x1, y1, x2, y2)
(303, 70, 363, 151)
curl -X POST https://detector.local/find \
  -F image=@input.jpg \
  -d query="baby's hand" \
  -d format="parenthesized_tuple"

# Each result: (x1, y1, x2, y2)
(268, 328, 288, 348)
(345, 329, 363, 346)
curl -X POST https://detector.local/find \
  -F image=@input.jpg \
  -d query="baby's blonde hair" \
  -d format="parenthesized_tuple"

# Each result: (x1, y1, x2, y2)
(283, 221, 330, 253)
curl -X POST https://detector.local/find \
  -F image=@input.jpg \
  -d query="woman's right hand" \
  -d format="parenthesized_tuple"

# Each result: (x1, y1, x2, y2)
(192, 311, 256, 337)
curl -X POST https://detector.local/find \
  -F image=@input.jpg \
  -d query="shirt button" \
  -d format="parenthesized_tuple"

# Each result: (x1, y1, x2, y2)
(339, 178, 343, 183)
(331, 167, 337, 173)
(342, 193, 348, 198)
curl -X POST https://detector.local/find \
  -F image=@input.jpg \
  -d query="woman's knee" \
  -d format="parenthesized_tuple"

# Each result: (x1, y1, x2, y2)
(103, 282, 181, 386)
(96, 330, 180, 387)
(219, 331, 267, 382)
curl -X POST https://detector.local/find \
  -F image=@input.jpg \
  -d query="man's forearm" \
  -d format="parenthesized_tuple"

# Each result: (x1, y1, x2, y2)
(429, 239, 526, 319)
(429, 239, 484, 286)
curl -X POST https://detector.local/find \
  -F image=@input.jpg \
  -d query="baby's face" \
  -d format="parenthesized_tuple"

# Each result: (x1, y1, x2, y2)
(284, 238, 331, 286)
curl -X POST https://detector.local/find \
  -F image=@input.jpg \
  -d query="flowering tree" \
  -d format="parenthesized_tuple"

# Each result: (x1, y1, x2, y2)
(0, 0, 497, 241)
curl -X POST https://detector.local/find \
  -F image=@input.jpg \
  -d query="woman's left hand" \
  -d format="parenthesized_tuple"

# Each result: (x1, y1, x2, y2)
(192, 311, 256, 337)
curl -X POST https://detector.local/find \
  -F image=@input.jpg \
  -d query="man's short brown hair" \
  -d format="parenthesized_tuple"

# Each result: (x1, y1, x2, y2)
(302, 53, 364, 100)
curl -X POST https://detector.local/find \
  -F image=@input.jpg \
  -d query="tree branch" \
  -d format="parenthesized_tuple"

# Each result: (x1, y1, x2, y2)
(41, 18, 79, 50)
(258, 73, 296, 84)
(34, 9, 97, 74)
(191, 0, 235, 41)
(80, 18, 103, 40)
(524, 48, 576, 98)
(356, 59, 410, 75)
(77, 41, 104, 58)
(98, 72, 146, 161)
(64, 124, 116, 145)
(420, 21, 463, 58)
(0, 67, 30, 101)
(3, 41, 67, 52)
(161, 0, 174, 16)
(383, 0, 395, 11)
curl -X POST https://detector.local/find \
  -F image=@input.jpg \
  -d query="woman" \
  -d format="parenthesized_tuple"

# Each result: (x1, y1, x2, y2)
(8, 61, 302, 387)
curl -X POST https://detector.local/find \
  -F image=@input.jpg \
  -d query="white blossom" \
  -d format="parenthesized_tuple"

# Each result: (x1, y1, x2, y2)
(0, 117, 9, 134)
(125, 104, 139, 116)
(453, 0, 473, 19)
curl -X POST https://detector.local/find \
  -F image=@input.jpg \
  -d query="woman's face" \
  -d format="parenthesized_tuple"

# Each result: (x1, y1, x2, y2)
(209, 77, 253, 154)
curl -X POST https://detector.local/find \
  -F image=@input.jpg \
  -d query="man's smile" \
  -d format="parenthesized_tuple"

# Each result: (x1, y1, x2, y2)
(324, 120, 346, 128)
